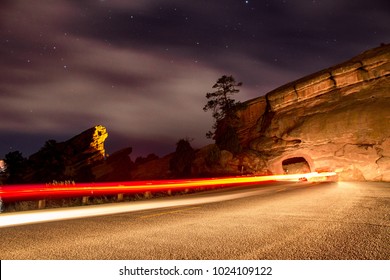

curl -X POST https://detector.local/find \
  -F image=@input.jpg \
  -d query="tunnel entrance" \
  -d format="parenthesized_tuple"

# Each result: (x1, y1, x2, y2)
(282, 157, 311, 174)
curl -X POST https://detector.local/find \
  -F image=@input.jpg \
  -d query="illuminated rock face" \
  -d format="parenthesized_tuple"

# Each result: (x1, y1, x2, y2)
(235, 44, 390, 181)
(60, 125, 108, 172)
(235, 98, 267, 147)
(27, 125, 109, 182)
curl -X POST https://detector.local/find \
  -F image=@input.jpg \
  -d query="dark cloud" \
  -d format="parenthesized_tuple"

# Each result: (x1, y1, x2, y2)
(0, 0, 389, 159)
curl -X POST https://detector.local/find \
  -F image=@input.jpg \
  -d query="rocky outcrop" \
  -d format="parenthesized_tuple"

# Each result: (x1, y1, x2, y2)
(232, 44, 390, 181)
(93, 147, 133, 181)
(13, 125, 136, 183)
(62, 125, 108, 169)
(266, 45, 389, 111)
(235, 98, 267, 147)
(130, 154, 173, 180)
(26, 125, 111, 182)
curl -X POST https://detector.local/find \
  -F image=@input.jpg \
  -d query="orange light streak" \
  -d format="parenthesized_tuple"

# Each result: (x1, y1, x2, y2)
(0, 172, 336, 202)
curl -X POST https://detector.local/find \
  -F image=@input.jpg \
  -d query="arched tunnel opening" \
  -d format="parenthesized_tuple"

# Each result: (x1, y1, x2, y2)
(282, 157, 311, 174)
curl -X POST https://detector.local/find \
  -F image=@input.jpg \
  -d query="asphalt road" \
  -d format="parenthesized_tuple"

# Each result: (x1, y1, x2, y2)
(0, 181, 389, 259)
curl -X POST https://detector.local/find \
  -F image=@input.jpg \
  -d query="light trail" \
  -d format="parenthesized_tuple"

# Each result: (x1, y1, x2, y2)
(0, 172, 336, 202)
(0, 181, 318, 228)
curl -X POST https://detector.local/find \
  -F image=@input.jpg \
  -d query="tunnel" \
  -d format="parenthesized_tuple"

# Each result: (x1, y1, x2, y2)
(282, 157, 311, 174)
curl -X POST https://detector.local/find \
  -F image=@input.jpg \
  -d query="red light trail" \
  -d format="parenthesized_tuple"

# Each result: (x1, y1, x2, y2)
(0, 172, 336, 202)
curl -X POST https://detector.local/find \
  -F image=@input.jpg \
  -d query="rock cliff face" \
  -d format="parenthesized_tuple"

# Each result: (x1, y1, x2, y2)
(92, 147, 133, 181)
(26, 125, 111, 182)
(62, 125, 108, 168)
(131, 154, 173, 180)
(233, 44, 390, 181)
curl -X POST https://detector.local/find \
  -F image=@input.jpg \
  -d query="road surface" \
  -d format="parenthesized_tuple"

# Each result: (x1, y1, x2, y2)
(0, 181, 389, 259)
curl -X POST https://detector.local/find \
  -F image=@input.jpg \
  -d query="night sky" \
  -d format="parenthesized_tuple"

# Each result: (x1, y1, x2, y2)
(1, 0, 389, 159)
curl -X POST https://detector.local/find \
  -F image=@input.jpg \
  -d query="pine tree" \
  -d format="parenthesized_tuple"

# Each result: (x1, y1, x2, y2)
(203, 75, 242, 139)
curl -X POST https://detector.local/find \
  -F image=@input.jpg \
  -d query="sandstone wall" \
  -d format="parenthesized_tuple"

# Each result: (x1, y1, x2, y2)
(235, 44, 390, 181)
(266, 45, 390, 111)
(235, 97, 267, 147)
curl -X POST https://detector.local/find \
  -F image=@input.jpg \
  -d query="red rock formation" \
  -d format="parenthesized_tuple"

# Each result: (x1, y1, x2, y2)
(93, 147, 133, 181)
(233, 44, 390, 181)
(63, 125, 108, 167)
(235, 97, 267, 147)
(130, 154, 173, 180)
(26, 125, 109, 182)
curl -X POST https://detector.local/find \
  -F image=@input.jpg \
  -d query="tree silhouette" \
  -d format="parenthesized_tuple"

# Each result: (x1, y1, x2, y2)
(169, 139, 195, 177)
(32, 139, 65, 182)
(203, 75, 242, 154)
(203, 75, 242, 139)
(4, 151, 27, 184)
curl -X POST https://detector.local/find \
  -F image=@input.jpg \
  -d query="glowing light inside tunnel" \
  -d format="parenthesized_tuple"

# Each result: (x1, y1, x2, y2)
(282, 157, 311, 173)
(0, 172, 337, 202)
